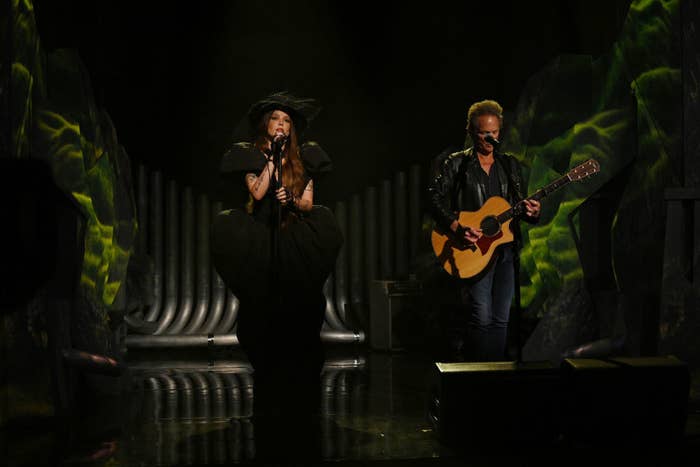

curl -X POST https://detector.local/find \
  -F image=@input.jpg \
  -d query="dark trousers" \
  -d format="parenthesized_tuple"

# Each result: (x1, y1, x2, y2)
(451, 247, 515, 362)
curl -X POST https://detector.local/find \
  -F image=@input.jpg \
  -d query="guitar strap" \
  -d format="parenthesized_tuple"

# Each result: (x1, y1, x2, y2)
(495, 152, 524, 252)
(496, 152, 523, 202)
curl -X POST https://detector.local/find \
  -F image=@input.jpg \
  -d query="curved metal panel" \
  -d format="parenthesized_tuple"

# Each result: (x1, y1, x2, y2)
(154, 180, 179, 334)
(201, 202, 226, 334)
(137, 164, 148, 261)
(408, 164, 422, 262)
(333, 201, 348, 322)
(215, 291, 239, 334)
(124, 334, 239, 348)
(145, 171, 163, 322)
(323, 276, 346, 330)
(320, 328, 365, 344)
(167, 187, 194, 334)
(379, 179, 393, 279)
(394, 171, 408, 277)
(364, 185, 378, 285)
(185, 194, 211, 333)
(349, 194, 363, 313)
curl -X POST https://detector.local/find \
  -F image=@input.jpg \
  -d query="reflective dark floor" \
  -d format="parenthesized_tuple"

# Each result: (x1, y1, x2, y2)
(118, 348, 448, 465)
(6, 346, 700, 466)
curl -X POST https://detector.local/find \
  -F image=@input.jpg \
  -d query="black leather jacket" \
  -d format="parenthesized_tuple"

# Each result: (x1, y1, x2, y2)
(427, 147, 536, 249)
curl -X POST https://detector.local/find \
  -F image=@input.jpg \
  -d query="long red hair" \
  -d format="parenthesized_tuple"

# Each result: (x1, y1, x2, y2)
(254, 111, 306, 197)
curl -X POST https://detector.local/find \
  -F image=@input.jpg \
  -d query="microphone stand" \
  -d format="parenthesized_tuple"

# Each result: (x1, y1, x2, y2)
(491, 140, 522, 364)
(269, 139, 284, 303)
(513, 248, 523, 364)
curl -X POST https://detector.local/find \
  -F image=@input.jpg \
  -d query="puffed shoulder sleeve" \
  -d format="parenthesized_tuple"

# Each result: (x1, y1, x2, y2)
(219, 142, 266, 175)
(300, 141, 332, 176)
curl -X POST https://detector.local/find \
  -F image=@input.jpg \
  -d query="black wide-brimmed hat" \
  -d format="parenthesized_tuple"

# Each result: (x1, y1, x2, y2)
(247, 91, 321, 136)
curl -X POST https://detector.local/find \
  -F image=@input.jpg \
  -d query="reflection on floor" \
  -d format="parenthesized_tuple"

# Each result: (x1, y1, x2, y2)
(7, 347, 700, 466)
(120, 349, 445, 465)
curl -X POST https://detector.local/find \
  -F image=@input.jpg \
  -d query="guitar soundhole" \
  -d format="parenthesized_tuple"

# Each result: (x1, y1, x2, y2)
(480, 216, 501, 237)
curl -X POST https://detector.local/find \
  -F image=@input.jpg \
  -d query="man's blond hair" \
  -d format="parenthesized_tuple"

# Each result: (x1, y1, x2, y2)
(466, 99, 503, 133)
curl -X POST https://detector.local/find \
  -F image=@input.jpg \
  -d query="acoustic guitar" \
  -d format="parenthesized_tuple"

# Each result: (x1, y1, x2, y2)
(431, 158, 600, 279)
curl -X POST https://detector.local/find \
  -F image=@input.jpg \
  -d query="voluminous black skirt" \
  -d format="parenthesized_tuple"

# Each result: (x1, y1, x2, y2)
(211, 205, 342, 298)
(210, 205, 343, 375)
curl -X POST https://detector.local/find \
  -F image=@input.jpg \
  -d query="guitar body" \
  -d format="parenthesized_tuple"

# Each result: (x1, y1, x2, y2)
(430, 158, 600, 279)
(431, 196, 514, 279)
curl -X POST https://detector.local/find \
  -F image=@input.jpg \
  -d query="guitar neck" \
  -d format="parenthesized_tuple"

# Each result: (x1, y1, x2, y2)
(529, 174, 572, 201)
(496, 174, 572, 223)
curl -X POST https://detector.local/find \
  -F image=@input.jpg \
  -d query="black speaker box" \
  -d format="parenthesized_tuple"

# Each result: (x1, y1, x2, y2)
(430, 356, 690, 449)
(430, 361, 561, 448)
(561, 356, 690, 446)
(368, 280, 422, 351)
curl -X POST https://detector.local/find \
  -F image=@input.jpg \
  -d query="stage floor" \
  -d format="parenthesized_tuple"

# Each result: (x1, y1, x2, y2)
(8, 347, 700, 466)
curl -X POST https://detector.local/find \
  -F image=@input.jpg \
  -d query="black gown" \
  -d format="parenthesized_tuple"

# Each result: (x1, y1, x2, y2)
(210, 142, 343, 382)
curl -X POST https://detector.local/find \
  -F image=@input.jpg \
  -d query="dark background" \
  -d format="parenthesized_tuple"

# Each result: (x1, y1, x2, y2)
(33, 0, 631, 204)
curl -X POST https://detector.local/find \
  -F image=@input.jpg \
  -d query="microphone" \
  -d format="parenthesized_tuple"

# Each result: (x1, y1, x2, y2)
(484, 134, 500, 147)
(271, 133, 288, 155)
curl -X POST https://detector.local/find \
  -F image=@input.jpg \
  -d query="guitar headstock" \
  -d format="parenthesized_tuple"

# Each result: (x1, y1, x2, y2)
(567, 159, 600, 181)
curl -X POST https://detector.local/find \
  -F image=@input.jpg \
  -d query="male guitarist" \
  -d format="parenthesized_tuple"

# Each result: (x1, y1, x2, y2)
(427, 99, 540, 362)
